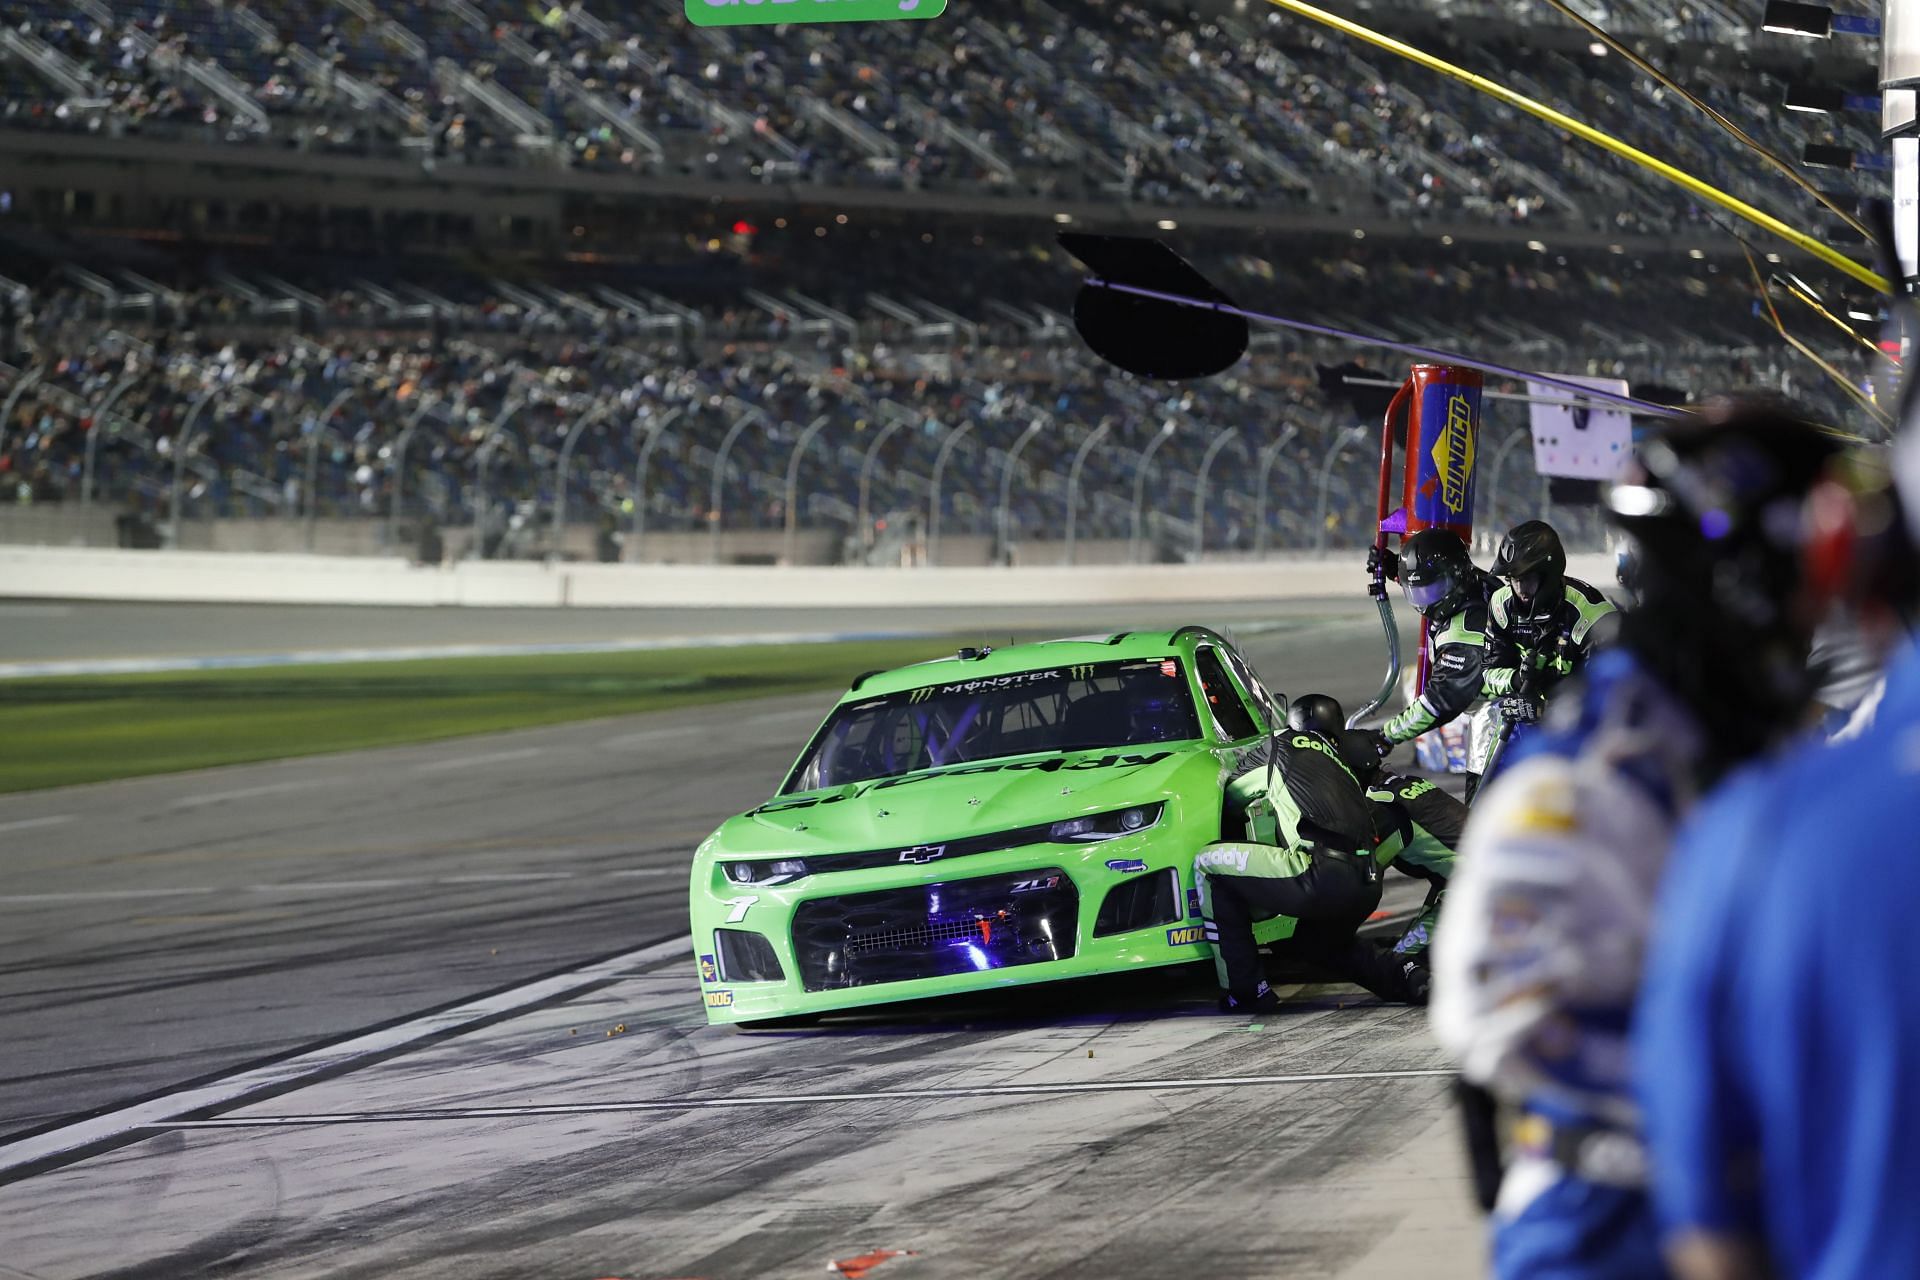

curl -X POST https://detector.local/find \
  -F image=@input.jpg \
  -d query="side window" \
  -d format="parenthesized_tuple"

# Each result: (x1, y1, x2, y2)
(1223, 648, 1277, 730)
(1194, 648, 1260, 741)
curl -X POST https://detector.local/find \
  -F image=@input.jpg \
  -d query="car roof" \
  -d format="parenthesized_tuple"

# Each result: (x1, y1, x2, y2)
(839, 628, 1231, 702)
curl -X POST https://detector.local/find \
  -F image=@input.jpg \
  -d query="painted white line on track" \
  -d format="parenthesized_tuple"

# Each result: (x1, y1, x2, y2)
(440, 872, 575, 884)
(0, 887, 217, 905)
(244, 879, 428, 894)
(0, 869, 681, 909)
(144, 1068, 1458, 1129)
(598, 726, 699, 749)
(412, 748, 548, 774)
(0, 629, 924, 680)
(0, 815, 73, 834)
(166, 781, 319, 811)
(0, 935, 691, 1179)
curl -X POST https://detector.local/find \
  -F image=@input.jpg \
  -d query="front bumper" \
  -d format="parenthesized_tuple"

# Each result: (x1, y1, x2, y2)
(689, 833, 1215, 1024)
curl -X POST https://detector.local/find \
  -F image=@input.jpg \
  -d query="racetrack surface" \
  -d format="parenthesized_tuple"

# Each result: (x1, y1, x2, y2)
(0, 599, 1358, 664)
(0, 600, 1482, 1278)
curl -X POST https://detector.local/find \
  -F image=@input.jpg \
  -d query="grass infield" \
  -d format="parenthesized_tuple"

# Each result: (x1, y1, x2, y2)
(0, 637, 964, 794)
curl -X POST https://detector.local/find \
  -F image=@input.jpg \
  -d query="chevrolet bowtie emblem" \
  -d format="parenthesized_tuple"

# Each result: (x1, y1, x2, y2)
(898, 844, 947, 864)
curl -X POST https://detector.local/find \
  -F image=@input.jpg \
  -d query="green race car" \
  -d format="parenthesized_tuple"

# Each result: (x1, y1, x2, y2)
(689, 627, 1295, 1025)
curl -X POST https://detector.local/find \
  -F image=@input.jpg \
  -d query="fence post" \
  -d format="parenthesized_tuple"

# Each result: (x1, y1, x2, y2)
(1128, 421, 1179, 564)
(710, 404, 769, 564)
(1064, 419, 1114, 565)
(166, 385, 223, 550)
(927, 421, 978, 566)
(1191, 425, 1241, 562)
(994, 415, 1049, 565)
(304, 386, 358, 552)
(782, 413, 832, 565)
(1253, 424, 1299, 555)
(1312, 424, 1370, 556)
(0, 364, 43, 462)
(855, 414, 910, 562)
(387, 394, 442, 552)
(82, 373, 142, 523)
(472, 396, 528, 560)
(551, 400, 610, 561)
(630, 406, 684, 561)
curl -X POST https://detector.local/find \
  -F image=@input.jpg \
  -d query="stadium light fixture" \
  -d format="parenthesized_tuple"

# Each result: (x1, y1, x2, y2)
(1760, 2, 1881, 38)
(1849, 307, 1877, 321)
(1689, 248, 1707, 259)
(1785, 84, 1845, 113)
(1054, 213, 1074, 224)
(1784, 84, 1882, 113)
(1157, 219, 1178, 230)
(1587, 41, 1608, 56)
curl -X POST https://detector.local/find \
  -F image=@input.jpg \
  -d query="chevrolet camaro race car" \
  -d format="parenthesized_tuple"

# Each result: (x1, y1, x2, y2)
(689, 628, 1301, 1025)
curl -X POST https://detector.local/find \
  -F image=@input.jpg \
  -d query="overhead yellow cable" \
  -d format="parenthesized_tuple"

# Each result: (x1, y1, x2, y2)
(1537, 0, 1874, 245)
(1263, 0, 1890, 295)
(1738, 243, 1891, 438)
(1773, 273, 1898, 366)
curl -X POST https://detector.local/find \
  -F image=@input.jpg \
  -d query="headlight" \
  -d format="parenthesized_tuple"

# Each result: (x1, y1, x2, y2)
(722, 858, 808, 886)
(1048, 803, 1164, 842)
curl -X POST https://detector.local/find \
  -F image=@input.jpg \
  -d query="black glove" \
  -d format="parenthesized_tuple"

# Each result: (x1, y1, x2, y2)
(1366, 729, 1394, 758)
(1366, 543, 1399, 583)
(1496, 694, 1542, 726)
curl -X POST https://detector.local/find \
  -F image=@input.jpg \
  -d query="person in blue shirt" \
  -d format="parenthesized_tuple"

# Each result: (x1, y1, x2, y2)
(1430, 401, 1846, 1279)
(1635, 438, 1920, 1280)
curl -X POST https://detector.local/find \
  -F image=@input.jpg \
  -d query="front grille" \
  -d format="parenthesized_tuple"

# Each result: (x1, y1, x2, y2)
(791, 869, 1079, 992)
(714, 928, 784, 983)
(1092, 868, 1181, 937)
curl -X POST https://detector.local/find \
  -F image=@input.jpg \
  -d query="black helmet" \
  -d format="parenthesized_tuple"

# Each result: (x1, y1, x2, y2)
(1497, 521, 1567, 620)
(1286, 693, 1345, 736)
(1397, 529, 1475, 616)
(1605, 399, 1845, 770)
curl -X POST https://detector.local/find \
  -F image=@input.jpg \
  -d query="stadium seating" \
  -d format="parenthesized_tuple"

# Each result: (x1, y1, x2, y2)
(0, 0, 1883, 228)
(0, 231, 1839, 558)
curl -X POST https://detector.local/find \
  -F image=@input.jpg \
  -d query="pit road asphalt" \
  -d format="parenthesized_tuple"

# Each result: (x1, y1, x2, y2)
(0, 599, 1482, 1279)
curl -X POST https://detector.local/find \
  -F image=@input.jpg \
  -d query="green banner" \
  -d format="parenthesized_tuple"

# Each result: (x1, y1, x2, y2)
(687, 0, 945, 26)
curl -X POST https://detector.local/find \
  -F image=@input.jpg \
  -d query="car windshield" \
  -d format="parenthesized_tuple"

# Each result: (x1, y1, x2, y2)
(785, 657, 1201, 792)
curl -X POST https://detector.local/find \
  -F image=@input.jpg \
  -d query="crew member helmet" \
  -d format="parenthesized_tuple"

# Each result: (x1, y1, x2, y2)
(1497, 520, 1567, 620)
(1605, 398, 1846, 767)
(1285, 693, 1346, 736)
(1397, 529, 1475, 616)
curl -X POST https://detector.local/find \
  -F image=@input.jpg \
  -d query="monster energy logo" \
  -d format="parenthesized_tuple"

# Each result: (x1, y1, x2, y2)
(909, 687, 934, 703)
(1069, 665, 1095, 680)
(1430, 393, 1476, 514)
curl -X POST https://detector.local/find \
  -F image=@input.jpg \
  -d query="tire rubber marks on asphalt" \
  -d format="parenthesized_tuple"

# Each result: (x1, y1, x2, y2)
(0, 868, 682, 907)
(140, 1067, 1455, 1130)
(411, 748, 548, 774)
(0, 935, 693, 1182)
(165, 781, 320, 811)
(0, 815, 74, 834)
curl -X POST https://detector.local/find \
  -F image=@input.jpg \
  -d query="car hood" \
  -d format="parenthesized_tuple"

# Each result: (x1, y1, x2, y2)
(709, 744, 1221, 858)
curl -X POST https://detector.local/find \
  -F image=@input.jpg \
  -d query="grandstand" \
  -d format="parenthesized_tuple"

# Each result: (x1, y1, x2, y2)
(0, 0, 1886, 564)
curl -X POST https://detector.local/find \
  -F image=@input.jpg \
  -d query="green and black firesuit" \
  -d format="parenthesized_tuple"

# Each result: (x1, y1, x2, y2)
(1363, 772, 1463, 995)
(1483, 520, 1618, 704)
(1379, 530, 1499, 747)
(1482, 579, 1616, 700)
(1199, 727, 1436, 1010)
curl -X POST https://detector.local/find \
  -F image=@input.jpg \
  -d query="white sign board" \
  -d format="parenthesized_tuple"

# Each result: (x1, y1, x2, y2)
(1524, 375, 1633, 481)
